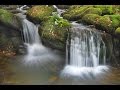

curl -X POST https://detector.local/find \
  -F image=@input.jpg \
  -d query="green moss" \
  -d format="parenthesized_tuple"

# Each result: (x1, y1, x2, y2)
(62, 6, 90, 20)
(115, 27, 120, 34)
(96, 16, 112, 32)
(82, 13, 120, 33)
(94, 5, 114, 15)
(82, 14, 101, 25)
(0, 9, 13, 24)
(39, 14, 70, 50)
(0, 9, 22, 29)
(103, 15, 120, 30)
(111, 18, 120, 29)
(109, 5, 120, 14)
(27, 5, 55, 22)
(104, 14, 120, 20)
(62, 5, 102, 21)
(49, 12, 71, 28)
(80, 7, 102, 18)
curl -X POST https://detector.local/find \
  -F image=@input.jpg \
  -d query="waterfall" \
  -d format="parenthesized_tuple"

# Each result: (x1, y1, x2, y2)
(21, 18, 62, 66)
(21, 19, 49, 64)
(22, 19, 40, 44)
(61, 22, 109, 79)
(68, 23, 106, 67)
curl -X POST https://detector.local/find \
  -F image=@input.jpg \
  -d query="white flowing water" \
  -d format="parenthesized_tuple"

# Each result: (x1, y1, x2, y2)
(53, 5, 65, 16)
(21, 18, 62, 65)
(22, 19, 40, 44)
(61, 22, 109, 79)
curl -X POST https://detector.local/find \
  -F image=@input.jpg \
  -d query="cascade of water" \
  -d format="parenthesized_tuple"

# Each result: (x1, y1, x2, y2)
(21, 19, 56, 64)
(61, 23, 108, 78)
(68, 26, 106, 67)
(53, 5, 65, 16)
(22, 19, 40, 44)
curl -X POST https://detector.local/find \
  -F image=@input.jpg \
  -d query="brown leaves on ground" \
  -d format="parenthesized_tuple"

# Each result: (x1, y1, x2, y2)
(0, 49, 16, 58)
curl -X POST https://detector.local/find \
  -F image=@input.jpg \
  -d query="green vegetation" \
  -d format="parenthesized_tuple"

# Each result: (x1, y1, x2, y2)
(49, 12, 71, 28)
(39, 12, 71, 50)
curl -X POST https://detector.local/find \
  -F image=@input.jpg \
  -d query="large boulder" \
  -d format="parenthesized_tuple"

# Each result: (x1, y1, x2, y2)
(82, 14, 120, 33)
(82, 14, 101, 25)
(62, 5, 102, 21)
(39, 13, 71, 51)
(0, 9, 22, 30)
(26, 5, 55, 24)
(0, 9, 23, 56)
(96, 16, 112, 32)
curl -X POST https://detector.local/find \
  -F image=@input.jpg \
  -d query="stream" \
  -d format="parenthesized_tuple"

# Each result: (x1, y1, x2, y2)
(0, 5, 120, 85)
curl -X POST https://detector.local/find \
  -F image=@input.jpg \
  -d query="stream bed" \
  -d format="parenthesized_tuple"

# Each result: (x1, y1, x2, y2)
(0, 55, 120, 85)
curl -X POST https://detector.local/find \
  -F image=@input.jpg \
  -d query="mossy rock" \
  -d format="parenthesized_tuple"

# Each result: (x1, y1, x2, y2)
(82, 14, 120, 33)
(97, 16, 112, 32)
(26, 5, 55, 23)
(62, 6, 102, 21)
(82, 14, 101, 25)
(82, 15, 113, 33)
(104, 15, 120, 30)
(0, 9, 22, 30)
(97, 15, 120, 33)
(115, 27, 120, 36)
(79, 7, 102, 18)
(39, 15, 71, 51)
(62, 6, 91, 21)
(94, 5, 114, 15)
